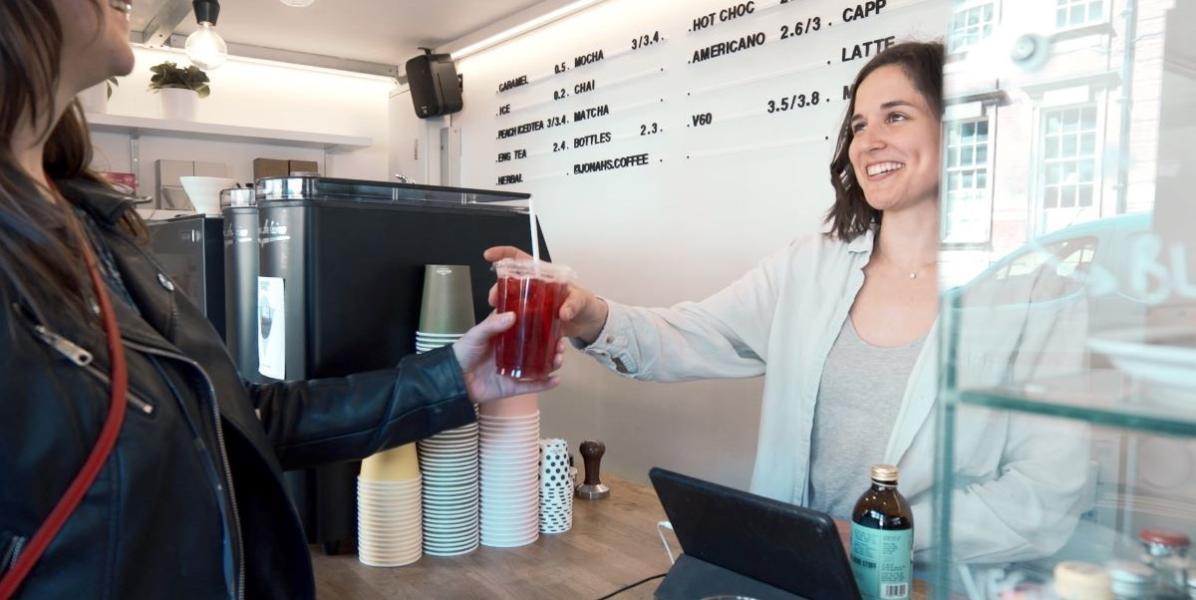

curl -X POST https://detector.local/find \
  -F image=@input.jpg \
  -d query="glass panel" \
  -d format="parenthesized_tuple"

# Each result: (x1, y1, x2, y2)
(1061, 185, 1077, 207)
(936, 4, 1192, 599)
(1063, 133, 1078, 156)
(1078, 184, 1094, 207)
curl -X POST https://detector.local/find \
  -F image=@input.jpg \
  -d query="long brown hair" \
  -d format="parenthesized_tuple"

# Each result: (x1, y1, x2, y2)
(1, 0, 143, 322)
(826, 41, 945, 241)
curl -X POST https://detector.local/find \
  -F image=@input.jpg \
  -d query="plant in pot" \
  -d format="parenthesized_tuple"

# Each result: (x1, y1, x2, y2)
(148, 61, 210, 120)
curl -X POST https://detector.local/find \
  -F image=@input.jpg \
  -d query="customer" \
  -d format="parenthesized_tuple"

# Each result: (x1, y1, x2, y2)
(487, 40, 1090, 563)
(0, 1, 562, 598)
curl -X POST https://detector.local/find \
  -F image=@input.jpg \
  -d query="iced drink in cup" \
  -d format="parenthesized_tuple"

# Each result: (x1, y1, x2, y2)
(493, 258, 574, 381)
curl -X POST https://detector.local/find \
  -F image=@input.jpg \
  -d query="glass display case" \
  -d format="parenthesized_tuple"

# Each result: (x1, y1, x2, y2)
(932, 1, 1195, 598)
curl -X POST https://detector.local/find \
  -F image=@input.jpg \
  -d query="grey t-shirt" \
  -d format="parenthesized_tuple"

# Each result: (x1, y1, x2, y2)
(807, 318, 925, 520)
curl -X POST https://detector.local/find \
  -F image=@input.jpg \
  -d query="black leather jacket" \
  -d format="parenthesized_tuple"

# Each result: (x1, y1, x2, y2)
(0, 179, 476, 598)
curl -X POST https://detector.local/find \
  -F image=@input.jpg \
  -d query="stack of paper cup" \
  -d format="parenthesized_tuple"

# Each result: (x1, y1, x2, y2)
(414, 266, 481, 555)
(539, 439, 573, 534)
(417, 419, 480, 556)
(479, 395, 541, 548)
(415, 265, 474, 353)
(357, 443, 423, 567)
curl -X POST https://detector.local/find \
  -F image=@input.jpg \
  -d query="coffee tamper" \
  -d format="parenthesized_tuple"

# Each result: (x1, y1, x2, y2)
(575, 440, 610, 500)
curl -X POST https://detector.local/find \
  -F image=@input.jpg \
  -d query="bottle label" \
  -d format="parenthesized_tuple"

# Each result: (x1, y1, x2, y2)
(850, 523, 912, 600)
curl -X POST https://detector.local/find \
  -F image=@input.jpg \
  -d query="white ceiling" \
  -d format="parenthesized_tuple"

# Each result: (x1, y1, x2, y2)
(144, 0, 549, 66)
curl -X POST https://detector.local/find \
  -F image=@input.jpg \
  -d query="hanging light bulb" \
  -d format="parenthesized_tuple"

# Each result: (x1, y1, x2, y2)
(279, 0, 317, 6)
(186, 0, 227, 69)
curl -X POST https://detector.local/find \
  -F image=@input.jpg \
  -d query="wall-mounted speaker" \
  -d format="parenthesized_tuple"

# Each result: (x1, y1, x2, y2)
(405, 49, 463, 119)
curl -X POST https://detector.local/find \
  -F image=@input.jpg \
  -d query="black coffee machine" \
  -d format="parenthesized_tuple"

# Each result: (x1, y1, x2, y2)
(248, 176, 549, 553)
(146, 214, 226, 338)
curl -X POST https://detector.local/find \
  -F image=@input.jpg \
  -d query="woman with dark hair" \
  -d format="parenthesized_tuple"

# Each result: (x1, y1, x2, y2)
(486, 40, 1090, 563)
(0, 2, 561, 598)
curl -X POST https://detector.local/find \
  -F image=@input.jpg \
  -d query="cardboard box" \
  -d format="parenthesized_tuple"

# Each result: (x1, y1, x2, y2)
(253, 159, 320, 181)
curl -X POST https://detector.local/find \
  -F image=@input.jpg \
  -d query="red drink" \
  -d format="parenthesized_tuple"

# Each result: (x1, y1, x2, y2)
(493, 260, 572, 381)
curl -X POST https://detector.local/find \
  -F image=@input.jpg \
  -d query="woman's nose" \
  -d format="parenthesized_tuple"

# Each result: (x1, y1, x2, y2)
(856, 128, 886, 151)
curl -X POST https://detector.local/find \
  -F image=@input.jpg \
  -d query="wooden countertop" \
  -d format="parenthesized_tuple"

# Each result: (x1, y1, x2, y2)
(311, 475, 927, 599)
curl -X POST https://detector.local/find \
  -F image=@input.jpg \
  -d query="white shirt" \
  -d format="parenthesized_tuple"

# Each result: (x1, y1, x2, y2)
(581, 229, 1092, 563)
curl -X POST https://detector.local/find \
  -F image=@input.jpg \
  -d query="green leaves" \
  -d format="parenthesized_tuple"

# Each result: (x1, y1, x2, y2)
(147, 61, 211, 98)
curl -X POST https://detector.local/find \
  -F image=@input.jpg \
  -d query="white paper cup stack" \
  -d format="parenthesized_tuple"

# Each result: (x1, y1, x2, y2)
(415, 331, 463, 353)
(479, 395, 541, 548)
(539, 439, 574, 534)
(357, 444, 423, 567)
(418, 421, 480, 556)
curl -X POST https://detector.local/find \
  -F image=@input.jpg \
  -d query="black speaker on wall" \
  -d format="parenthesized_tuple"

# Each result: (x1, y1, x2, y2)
(405, 48, 463, 118)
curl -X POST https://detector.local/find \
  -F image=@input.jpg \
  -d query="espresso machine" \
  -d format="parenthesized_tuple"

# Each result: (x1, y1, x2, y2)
(249, 176, 550, 552)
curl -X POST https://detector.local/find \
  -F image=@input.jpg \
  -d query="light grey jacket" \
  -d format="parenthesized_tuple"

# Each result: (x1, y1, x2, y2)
(582, 229, 1091, 563)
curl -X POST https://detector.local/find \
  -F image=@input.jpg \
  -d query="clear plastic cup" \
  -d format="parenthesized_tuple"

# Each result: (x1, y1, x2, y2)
(492, 259, 574, 381)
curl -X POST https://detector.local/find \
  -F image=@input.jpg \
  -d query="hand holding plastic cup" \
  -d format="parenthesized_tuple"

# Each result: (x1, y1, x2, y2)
(493, 258, 574, 381)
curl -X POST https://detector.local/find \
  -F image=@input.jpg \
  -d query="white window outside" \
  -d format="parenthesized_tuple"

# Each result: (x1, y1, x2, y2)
(944, 117, 993, 245)
(1040, 104, 1100, 233)
(1056, 0, 1106, 29)
(948, 2, 995, 54)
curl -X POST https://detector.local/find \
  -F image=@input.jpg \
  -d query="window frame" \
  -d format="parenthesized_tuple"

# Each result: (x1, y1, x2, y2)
(947, 0, 999, 56)
(1053, 0, 1111, 32)
(942, 111, 998, 248)
(1034, 100, 1106, 235)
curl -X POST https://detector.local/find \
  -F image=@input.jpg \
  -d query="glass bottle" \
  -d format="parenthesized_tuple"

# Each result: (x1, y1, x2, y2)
(851, 464, 914, 600)
(1138, 529, 1191, 599)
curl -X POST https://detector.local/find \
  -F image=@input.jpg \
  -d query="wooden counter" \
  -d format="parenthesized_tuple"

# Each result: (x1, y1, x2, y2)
(311, 475, 927, 599)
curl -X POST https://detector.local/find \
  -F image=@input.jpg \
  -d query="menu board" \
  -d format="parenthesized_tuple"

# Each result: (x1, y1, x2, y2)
(455, 0, 947, 297)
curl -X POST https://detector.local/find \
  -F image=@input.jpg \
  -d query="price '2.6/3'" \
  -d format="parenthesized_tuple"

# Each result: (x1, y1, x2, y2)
(780, 17, 822, 40)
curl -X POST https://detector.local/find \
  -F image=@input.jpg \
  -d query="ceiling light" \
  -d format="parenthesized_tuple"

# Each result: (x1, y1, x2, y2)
(279, 0, 317, 6)
(186, 0, 228, 69)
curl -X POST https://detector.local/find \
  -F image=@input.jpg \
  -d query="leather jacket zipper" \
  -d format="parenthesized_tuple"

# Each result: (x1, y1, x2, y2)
(31, 325, 154, 416)
(121, 340, 245, 600)
(2, 533, 26, 574)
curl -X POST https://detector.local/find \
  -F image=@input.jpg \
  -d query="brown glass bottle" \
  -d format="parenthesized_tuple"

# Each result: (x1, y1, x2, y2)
(850, 465, 914, 600)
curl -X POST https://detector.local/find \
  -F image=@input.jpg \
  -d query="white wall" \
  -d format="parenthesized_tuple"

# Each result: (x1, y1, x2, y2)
(89, 47, 395, 194)
(449, 0, 949, 488)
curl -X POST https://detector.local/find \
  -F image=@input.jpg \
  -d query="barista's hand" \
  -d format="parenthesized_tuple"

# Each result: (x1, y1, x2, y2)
(452, 311, 565, 403)
(482, 246, 609, 345)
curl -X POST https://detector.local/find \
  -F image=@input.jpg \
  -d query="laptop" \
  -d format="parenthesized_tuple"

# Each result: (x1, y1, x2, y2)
(649, 467, 861, 600)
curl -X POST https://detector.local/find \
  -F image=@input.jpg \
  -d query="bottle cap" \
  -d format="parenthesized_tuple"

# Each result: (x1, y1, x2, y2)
(870, 464, 899, 483)
(1053, 561, 1112, 600)
(1139, 529, 1190, 549)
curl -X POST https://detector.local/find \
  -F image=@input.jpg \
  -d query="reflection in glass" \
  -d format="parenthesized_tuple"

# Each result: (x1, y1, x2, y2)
(935, 0, 1195, 597)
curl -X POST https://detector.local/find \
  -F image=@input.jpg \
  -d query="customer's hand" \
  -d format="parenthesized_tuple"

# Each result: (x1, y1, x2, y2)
(482, 246, 609, 345)
(452, 311, 565, 403)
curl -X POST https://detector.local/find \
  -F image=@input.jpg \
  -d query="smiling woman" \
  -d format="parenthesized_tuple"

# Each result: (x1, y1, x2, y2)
(828, 41, 944, 243)
(484, 38, 1092, 571)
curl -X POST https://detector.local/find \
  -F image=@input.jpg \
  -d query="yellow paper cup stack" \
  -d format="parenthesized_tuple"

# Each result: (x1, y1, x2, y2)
(357, 443, 422, 567)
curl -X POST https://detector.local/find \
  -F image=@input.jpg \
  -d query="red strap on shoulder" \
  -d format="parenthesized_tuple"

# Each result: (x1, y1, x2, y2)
(0, 186, 128, 599)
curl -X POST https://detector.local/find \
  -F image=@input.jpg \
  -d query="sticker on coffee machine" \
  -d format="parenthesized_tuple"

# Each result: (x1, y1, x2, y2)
(257, 276, 286, 380)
